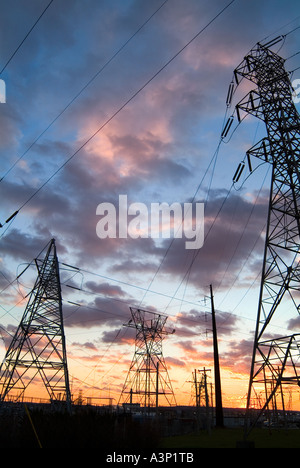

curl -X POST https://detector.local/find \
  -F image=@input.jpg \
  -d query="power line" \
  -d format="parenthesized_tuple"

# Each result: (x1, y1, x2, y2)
(0, 0, 236, 234)
(0, 0, 264, 344)
(0, 256, 204, 314)
(138, 81, 243, 309)
(61, 264, 203, 309)
(162, 182, 234, 314)
(138, 139, 224, 309)
(0, 0, 169, 183)
(259, 16, 300, 43)
(215, 165, 271, 297)
(172, 26, 300, 318)
(0, 0, 54, 75)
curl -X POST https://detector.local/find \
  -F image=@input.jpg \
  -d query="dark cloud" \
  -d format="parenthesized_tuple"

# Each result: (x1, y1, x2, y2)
(0, 104, 23, 153)
(85, 281, 127, 298)
(215, 311, 241, 337)
(64, 294, 132, 329)
(220, 338, 253, 375)
(71, 340, 98, 351)
(165, 356, 186, 368)
(0, 263, 14, 291)
(0, 228, 64, 262)
(173, 309, 207, 337)
(287, 316, 300, 331)
(176, 340, 198, 354)
(101, 327, 135, 345)
(173, 308, 241, 342)
(109, 189, 268, 293)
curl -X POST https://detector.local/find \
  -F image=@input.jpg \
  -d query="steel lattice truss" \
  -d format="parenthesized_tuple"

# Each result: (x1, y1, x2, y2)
(254, 335, 300, 387)
(231, 38, 300, 428)
(0, 239, 71, 407)
(119, 307, 176, 408)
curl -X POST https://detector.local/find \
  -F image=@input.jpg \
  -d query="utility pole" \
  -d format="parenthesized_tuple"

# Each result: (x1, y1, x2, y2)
(210, 284, 224, 428)
(193, 369, 200, 407)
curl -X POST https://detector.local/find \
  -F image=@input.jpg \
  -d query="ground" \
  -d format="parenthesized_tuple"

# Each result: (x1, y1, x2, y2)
(160, 427, 300, 448)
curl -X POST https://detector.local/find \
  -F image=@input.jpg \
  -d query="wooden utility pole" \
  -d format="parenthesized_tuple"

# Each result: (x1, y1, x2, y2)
(210, 284, 224, 427)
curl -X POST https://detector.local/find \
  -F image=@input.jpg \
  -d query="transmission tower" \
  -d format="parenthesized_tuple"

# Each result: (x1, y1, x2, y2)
(118, 307, 176, 409)
(227, 37, 300, 431)
(0, 239, 71, 409)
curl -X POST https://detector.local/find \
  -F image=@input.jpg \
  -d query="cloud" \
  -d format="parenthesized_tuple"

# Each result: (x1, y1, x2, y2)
(71, 341, 98, 351)
(165, 356, 186, 368)
(0, 260, 14, 291)
(0, 0, 271, 278)
(173, 309, 207, 337)
(221, 338, 253, 375)
(101, 327, 135, 345)
(215, 310, 241, 337)
(172, 308, 241, 358)
(64, 294, 132, 329)
(287, 316, 300, 331)
(176, 340, 198, 354)
(108, 189, 268, 293)
(0, 228, 67, 262)
(85, 281, 127, 298)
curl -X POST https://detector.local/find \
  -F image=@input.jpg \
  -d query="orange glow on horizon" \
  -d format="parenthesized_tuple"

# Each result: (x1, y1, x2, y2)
(3, 359, 300, 412)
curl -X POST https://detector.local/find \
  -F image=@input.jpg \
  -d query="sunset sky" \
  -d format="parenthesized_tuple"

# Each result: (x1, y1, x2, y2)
(0, 0, 300, 409)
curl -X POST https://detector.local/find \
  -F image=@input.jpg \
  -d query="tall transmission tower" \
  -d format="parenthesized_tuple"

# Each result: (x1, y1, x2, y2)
(227, 37, 300, 431)
(0, 239, 71, 409)
(118, 307, 176, 409)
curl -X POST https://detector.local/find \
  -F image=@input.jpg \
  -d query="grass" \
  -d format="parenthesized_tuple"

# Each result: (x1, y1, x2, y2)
(160, 427, 300, 449)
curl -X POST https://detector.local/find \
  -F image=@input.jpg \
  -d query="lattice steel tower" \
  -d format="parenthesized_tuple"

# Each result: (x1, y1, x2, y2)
(0, 239, 71, 408)
(229, 37, 300, 429)
(119, 307, 176, 409)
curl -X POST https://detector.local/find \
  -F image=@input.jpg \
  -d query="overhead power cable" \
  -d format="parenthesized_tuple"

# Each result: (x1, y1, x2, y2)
(0, 0, 169, 182)
(0, 0, 236, 234)
(162, 182, 234, 313)
(0, 0, 54, 75)
(138, 138, 224, 309)
(60, 263, 204, 309)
